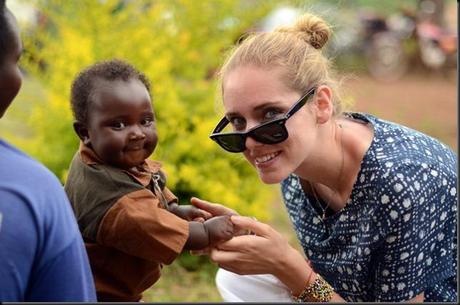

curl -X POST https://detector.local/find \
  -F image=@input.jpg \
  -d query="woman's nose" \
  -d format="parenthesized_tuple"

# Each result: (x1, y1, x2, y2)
(243, 120, 264, 151)
(245, 135, 263, 151)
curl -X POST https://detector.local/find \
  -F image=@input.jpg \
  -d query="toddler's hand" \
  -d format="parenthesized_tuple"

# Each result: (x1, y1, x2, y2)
(203, 215, 234, 246)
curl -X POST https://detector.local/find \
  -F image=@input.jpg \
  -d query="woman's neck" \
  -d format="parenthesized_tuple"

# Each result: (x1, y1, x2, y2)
(296, 116, 374, 211)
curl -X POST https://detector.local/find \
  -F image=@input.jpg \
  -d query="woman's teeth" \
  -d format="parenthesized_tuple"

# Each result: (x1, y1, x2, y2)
(255, 152, 279, 164)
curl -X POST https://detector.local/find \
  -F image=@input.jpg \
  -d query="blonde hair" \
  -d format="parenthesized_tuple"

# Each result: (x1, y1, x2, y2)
(219, 12, 343, 115)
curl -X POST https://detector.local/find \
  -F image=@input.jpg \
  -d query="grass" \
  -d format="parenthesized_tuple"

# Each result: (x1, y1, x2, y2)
(144, 259, 222, 302)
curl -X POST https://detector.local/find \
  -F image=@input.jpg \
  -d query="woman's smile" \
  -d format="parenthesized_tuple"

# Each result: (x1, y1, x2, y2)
(254, 151, 281, 166)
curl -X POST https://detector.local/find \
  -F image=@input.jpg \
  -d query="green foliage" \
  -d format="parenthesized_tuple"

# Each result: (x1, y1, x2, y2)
(18, 0, 278, 221)
(318, 0, 418, 14)
(145, 259, 222, 302)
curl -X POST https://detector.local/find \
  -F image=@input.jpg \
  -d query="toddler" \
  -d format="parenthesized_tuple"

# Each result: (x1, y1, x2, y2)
(64, 59, 234, 302)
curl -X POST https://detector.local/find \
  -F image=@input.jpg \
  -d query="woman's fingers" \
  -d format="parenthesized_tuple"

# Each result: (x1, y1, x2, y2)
(196, 209, 213, 220)
(209, 246, 242, 264)
(190, 197, 238, 216)
(214, 234, 258, 251)
(230, 215, 271, 237)
(208, 247, 264, 275)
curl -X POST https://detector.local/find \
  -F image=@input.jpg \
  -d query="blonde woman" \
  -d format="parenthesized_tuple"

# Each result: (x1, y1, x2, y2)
(191, 12, 457, 302)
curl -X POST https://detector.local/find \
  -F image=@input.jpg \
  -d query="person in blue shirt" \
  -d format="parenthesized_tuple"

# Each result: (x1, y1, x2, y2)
(190, 12, 457, 302)
(0, 0, 96, 301)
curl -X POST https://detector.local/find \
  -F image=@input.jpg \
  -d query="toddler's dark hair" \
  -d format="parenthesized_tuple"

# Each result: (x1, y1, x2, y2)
(70, 59, 151, 124)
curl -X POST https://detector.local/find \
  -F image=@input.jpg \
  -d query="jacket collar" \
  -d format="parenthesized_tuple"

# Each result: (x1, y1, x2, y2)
(79, 142, 162, 187)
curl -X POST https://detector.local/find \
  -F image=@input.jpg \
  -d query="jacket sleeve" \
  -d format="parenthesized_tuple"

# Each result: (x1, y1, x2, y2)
(163, 186, 178, 204)
(96, 188, 189, 264)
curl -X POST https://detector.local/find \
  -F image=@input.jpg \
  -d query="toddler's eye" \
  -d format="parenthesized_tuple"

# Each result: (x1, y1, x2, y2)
(141, 118, 153, 126)
(111, 122, 125, 130)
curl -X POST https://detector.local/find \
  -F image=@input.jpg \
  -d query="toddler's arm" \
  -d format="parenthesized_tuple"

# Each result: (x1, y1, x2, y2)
(183, 215, 234, 250)
(168, 202, 212, 221)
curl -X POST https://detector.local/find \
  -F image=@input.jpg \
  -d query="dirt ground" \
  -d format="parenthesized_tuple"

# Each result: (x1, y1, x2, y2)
(343, 72, 457, 152)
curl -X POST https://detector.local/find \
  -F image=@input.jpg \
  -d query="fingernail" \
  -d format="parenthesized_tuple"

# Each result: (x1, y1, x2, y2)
(230, 215, 240, 222)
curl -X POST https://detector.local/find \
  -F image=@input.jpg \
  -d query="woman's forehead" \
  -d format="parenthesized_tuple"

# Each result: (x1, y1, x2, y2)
(222, 67, 298, 114)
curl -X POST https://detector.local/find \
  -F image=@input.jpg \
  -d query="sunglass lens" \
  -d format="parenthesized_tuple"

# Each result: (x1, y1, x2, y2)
(215, 134, 245, 152)
(252, 122, 287, 144)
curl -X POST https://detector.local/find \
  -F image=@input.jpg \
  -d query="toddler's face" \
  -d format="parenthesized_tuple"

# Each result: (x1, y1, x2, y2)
(86, 78, 157, 169)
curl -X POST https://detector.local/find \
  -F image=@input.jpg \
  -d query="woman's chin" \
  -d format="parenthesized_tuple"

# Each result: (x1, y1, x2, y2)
(258, 172, 286, 184)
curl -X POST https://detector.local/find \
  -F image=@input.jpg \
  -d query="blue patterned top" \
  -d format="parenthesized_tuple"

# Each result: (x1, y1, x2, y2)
(281, 112, 457, 302)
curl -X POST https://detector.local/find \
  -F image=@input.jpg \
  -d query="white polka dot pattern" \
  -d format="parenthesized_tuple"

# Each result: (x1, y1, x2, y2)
(281, 113, 457, 302)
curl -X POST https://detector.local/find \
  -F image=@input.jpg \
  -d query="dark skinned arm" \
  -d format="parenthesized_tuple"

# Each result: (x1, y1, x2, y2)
(183, 215, 234, 250)
(168, 202, 212, 221)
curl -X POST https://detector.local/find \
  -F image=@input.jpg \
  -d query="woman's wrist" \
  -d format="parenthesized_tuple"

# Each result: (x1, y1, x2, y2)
(277, 248, 336, 302)
(293, 273, 335, 302)
(273, 245, 314, 296)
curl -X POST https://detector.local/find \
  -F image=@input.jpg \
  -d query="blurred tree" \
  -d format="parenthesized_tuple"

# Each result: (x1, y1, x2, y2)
(20, 0, 277, 221)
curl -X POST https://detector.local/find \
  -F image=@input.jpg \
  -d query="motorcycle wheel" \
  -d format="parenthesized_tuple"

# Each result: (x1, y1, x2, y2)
(366, 32, 408, 81)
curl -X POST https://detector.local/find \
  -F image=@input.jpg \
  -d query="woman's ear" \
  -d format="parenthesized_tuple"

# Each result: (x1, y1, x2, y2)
(73, 121, 90, 145)
(312, 85, 333, 124)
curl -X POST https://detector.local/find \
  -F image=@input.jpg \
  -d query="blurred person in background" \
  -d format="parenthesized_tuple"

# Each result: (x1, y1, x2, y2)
(0, 0, 96, 301)
(191, 11, 457, 302)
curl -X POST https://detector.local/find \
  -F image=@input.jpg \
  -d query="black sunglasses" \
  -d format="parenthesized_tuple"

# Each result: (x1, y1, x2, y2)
(210, 87, 316, 153)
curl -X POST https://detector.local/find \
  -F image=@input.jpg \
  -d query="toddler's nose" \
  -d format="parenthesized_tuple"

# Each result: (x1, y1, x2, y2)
(129, 126, 146, 140)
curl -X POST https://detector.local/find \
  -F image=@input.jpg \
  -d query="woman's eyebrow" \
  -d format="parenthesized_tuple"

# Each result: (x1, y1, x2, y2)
(225, 111, 240, 118)
(225, 101, 283, 117)
(253, 101, 282, 112)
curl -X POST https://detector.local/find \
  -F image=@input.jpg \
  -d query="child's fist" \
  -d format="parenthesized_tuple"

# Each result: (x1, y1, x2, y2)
(203, 215, 234, 246)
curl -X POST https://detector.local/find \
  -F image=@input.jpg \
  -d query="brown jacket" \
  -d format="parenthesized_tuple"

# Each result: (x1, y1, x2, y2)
(64, 143, 188, 301)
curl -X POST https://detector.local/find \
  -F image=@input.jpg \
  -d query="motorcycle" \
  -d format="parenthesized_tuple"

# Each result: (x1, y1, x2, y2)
(416, 19, 457, 71)
(359, 10, 457, 81)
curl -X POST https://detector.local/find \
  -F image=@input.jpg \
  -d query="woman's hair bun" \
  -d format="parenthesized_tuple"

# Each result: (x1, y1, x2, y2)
(276, 13, 331, 50)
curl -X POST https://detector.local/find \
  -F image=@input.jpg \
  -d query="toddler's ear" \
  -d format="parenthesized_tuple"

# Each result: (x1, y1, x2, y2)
(73, 121, 90, 144)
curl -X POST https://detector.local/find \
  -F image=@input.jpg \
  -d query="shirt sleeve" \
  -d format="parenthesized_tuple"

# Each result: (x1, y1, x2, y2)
(0, 180, 96, 302)
(163, 186, 178, 204)
(96, 188, 189, 264)
(372, 163, 456, 301)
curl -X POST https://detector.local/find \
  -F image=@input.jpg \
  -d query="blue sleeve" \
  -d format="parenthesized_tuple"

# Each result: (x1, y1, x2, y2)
(372, 163, 456, 301)
(0, 190, 37, 301)
(26, 236, 96, 301)
(0, 161, 96, 302)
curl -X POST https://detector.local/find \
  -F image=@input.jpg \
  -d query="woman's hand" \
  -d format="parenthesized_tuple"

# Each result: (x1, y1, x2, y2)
(188, 197, 239, 256)
(190, 197, 239, 217)
(209, 216, 302, 277)
(209, 216, 314, 296)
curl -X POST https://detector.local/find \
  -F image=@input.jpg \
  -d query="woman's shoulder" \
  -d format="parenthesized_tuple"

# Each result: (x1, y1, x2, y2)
(347, 112, 456, 170)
